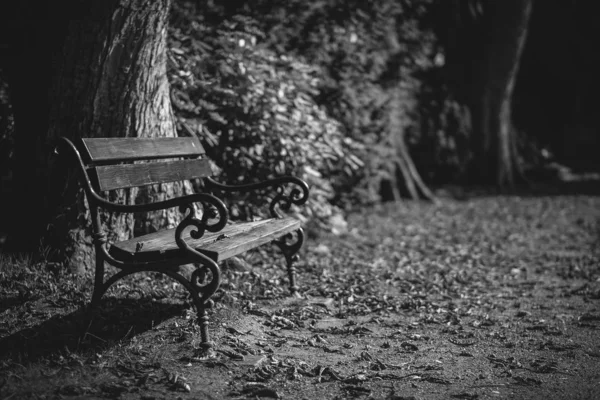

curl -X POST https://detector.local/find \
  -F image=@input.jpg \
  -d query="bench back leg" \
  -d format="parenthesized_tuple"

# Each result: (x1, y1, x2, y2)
(91, 237, 108, 309)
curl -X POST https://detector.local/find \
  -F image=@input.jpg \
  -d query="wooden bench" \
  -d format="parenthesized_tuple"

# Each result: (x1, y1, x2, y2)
(57, 136, 309, 347)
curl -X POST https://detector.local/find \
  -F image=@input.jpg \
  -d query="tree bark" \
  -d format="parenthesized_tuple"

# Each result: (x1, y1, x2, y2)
(473, 0, 533, 187)
(434, 0, 533, 187)
(384, 23, 435, 202)
(3, 0, 186, 272)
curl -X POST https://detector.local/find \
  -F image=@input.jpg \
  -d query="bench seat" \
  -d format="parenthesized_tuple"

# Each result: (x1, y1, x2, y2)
(110, 217, 300, 263)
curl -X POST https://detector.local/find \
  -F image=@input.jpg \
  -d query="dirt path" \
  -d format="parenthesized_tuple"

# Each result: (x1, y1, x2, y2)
(1, 195, 599, 399)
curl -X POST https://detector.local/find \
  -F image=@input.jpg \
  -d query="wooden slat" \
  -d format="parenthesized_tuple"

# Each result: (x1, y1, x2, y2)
(109, 217, 301, 263)
(202, 218, 300, 261)
(95, 158, 213, 191)
(82, 137, 205, 163)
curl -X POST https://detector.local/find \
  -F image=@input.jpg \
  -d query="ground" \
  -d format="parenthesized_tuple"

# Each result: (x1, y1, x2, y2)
(1, 193, 599, 399)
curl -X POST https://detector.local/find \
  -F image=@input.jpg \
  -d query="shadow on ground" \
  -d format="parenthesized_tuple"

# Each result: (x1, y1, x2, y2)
(0, 297, 186, 363)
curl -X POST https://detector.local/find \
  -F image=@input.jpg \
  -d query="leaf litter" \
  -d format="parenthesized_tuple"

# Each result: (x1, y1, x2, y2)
(1, 195, 600, 399)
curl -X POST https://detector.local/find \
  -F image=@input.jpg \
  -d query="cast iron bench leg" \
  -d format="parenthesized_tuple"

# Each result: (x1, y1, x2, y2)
(91, 236, 107, 310)
(184, 259, 221, 347)
(273, 228, 305, 295)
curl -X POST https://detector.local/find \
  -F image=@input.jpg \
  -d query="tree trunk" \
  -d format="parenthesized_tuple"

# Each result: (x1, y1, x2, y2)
(383, 23, 435, 202)
(472, 0, 533, 187)
(3, 0, 185, 273)
(434, 0, 533, 187)
(388, 89, 435, 201)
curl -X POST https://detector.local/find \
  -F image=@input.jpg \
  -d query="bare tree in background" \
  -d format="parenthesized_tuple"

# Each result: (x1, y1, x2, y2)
(436, 0, 534, 187)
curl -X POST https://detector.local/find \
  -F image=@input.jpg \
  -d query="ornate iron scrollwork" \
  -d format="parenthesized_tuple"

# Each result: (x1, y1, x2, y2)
(176, 201, 226, 241)
(174, 199, 228, 304)
(204, 176, 309, 219)
(273, 228, 305, 293)
(268, 181, 308, 218)
(273, 228, 304, 257)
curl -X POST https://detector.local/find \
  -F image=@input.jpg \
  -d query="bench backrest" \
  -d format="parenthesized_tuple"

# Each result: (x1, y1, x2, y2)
(80, 137, 212, 191)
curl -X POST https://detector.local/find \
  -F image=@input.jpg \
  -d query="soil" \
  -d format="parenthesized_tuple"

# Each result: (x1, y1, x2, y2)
(1, 194, 599, 399)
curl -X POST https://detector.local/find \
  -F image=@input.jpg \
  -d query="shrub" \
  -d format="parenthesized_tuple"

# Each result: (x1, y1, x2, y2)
(168, 3, 363, 224)
(213, 0, 437, 201)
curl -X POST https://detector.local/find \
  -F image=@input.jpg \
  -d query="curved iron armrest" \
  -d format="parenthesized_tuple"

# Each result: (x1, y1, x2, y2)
(54, 136, 229, 229)
(89, 190, 229, 220)
(204, 176, 310, 219)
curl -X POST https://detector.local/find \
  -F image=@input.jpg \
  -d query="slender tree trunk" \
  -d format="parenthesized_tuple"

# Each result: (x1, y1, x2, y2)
(434, 0, 533, 187)
(384, 24, 435, 202)
(466, 0, 533, 186)
(4, 0, 186, 272)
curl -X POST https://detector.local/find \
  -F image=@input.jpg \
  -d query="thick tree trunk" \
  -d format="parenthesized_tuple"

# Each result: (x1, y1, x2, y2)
(3, 0, 186, 272)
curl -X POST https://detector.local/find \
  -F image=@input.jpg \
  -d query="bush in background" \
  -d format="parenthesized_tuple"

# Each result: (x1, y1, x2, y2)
(179, 0, 438, 207)
(168, 3, 364, 226)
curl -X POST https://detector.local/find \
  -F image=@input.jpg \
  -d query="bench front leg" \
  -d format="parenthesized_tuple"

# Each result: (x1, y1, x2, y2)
(175, 202, 227, 348)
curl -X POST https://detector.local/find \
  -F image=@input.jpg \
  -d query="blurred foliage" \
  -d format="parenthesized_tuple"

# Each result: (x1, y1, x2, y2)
(168, 2, 366, 223)
(0, 0, 590, 232)
(170, 0, 441, 214)
(412, 68, 473, 184)
(248, 0, 436, 204)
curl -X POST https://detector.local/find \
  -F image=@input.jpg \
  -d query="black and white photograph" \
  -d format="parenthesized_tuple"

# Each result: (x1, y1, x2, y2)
(0, 1, 599, 399)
